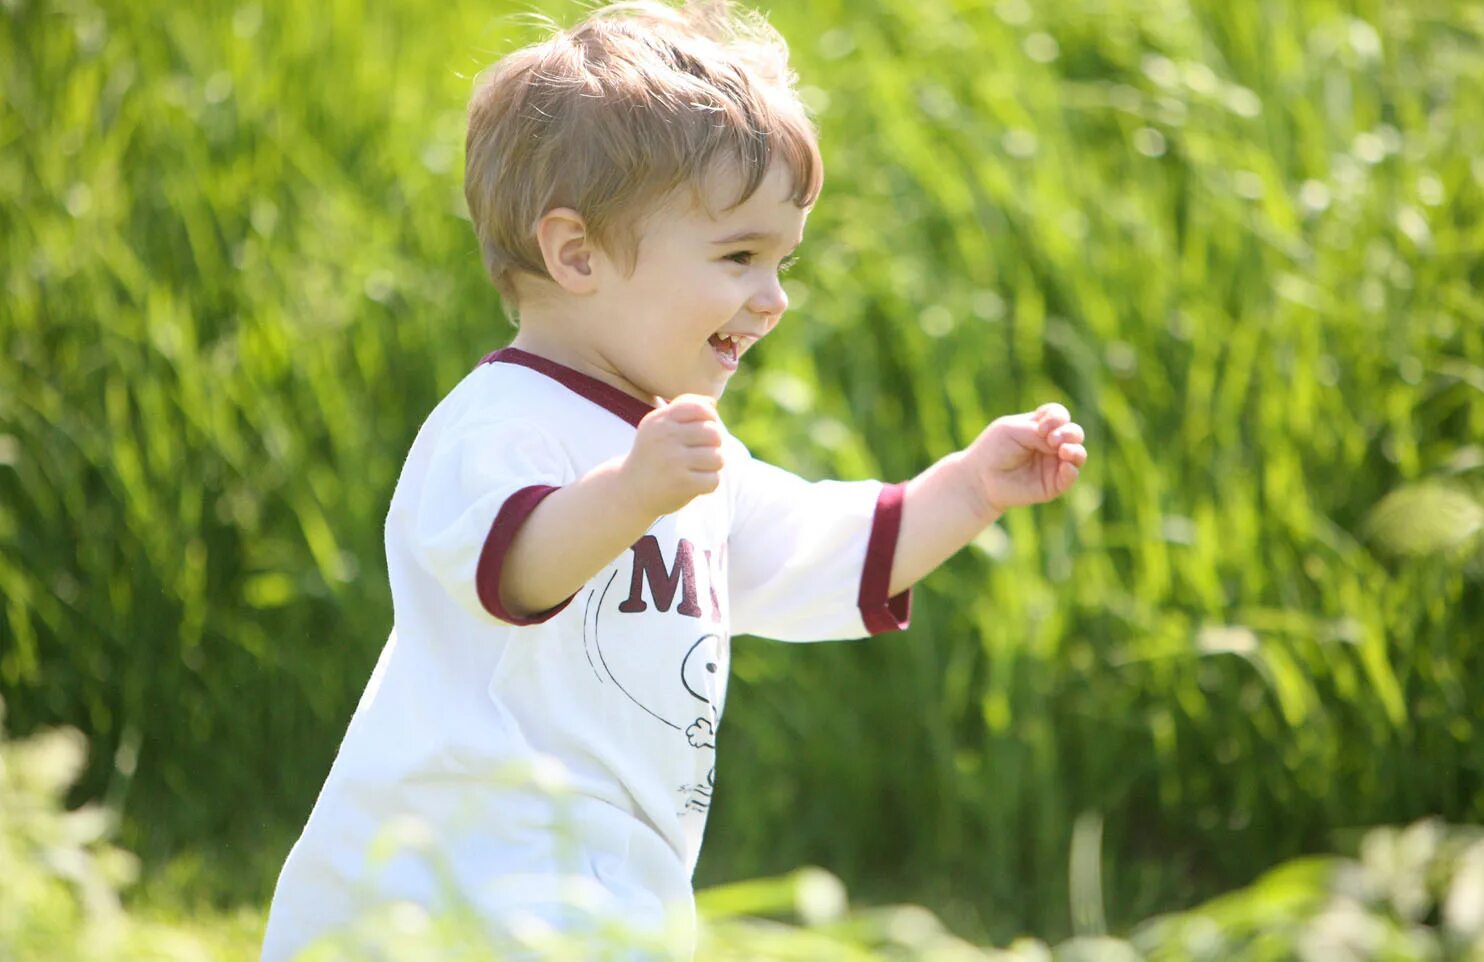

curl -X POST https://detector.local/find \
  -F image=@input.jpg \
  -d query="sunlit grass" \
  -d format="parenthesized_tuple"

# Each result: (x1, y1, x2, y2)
(3, 705, 978, 959)
(5, 709, 1482, 960)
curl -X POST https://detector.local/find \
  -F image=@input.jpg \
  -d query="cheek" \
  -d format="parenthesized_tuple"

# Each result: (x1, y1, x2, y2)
(668, 269, 742, 319)
(700, 268, 748, 308)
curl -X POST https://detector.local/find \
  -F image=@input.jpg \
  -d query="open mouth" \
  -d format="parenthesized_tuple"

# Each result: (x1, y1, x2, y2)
(708, 333, 742, 371)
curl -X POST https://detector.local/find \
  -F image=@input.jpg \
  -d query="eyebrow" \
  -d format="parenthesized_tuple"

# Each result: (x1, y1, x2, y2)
(711, 230, 801, 249)
(713, 230, 781, 244)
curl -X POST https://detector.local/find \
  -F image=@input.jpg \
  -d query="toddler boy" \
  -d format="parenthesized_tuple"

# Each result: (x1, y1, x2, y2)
(261, 1, 1087, 958)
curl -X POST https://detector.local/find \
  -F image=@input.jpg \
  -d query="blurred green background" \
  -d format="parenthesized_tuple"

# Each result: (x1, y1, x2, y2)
(3, 0, 1483, 956)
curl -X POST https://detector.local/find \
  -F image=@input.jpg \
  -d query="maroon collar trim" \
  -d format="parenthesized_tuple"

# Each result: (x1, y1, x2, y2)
(479, 347, 654, 428)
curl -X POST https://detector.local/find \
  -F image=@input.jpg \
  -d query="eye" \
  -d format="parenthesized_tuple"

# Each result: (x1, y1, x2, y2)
(724, 250, 755, 266)
(778, 254, 800, 275)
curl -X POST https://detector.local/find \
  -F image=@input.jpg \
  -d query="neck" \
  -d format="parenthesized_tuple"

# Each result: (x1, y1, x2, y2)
(508, 312, 661, 407)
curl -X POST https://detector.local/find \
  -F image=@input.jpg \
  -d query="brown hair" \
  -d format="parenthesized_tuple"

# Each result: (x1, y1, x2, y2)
(464, 0, 823, 307)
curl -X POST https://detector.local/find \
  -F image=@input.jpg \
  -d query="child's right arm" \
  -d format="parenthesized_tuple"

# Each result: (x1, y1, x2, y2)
(498, 395, 726, 619)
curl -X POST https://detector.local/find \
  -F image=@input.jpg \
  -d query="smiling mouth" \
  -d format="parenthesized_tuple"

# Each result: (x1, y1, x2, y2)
(708, 333, 747, 371)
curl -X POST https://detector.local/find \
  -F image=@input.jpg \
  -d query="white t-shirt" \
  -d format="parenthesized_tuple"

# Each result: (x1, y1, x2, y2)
(260, 348, 910, 960)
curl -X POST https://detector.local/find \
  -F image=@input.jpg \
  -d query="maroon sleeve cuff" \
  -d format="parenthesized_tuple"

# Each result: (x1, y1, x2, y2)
(475, 484, 575, 625)
(857, 481, 912, 635)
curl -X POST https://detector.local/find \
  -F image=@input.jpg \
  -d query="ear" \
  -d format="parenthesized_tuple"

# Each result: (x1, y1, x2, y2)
(535, 207, 599, 295)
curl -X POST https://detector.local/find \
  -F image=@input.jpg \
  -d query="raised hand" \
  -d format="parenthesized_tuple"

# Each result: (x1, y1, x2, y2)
(621, 394, 727, 517)
(965, 402, 1088, 515)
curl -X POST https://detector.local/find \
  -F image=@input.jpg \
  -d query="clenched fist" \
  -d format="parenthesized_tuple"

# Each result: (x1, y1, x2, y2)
(620, 394, 726, 517)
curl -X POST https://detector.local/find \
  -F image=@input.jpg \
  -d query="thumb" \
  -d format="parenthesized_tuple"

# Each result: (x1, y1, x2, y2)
(664, 393, 720, 423)
(993, 413, 1058, 454)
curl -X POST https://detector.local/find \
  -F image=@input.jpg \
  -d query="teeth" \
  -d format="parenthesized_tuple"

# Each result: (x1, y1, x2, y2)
(714, 333, 752, 356)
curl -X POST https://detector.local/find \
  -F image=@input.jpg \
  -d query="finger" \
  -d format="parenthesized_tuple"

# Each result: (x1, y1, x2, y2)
(686, 448, 726, 472)
(1035, 403, 1071, 432)
(995, 417, 1059, 454)
(1048, 422, 1084, 446)
(639, 404, 704, 433)
(666, 394, 720, 423)
(1056, 461, 1080, 493)
(681, 420, 725, 448)
(1008, 418, 1062, 454)
(686, 469, 722, 493)
(1057, 443, 1087, 467)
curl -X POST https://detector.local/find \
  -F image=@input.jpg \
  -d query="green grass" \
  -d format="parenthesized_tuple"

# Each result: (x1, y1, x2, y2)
(6, 708, 1482, 960)
(2, 0, 1482, 946)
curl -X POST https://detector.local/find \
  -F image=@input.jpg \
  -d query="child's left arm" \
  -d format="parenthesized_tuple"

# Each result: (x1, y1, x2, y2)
(888, 402, 1087, 596)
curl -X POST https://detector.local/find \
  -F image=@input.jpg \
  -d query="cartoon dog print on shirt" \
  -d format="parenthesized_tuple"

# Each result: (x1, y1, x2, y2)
(582, 534, 729, 815)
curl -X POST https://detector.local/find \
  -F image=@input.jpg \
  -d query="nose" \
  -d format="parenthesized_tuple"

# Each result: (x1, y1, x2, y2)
(747, 273, 788, 325)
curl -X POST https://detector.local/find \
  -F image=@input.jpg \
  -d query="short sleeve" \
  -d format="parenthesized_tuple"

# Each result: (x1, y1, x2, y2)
(726, 444, 911, 642)
(404, 415, 575, 625)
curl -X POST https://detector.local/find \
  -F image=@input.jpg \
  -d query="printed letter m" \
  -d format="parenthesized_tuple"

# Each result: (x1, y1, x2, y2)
(618, 536, 703, 618)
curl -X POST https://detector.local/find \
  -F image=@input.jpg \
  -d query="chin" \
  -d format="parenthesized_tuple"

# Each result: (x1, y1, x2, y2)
(670, 374, 730, 402)
(706, 376, 734, 400)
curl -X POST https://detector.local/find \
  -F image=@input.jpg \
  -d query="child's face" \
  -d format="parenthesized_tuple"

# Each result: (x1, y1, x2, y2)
(591, 161, 808, 402)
